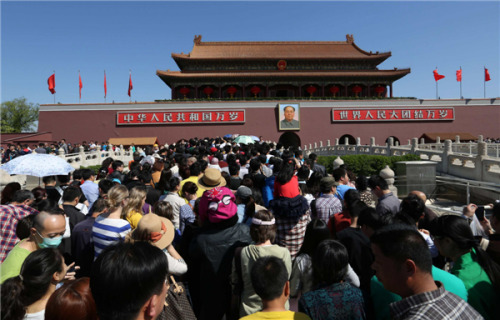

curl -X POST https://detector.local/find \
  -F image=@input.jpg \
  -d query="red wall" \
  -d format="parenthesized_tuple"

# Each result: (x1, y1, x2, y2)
(38, 100, 500, 147)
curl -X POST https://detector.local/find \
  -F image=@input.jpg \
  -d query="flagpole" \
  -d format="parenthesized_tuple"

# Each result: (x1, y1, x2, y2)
(104, 70, 106, 104)
(129, 69, 132, 103)
(459, 66, 462, 99)
(53, 70, 56, 104)
(435, 66, 439, 99)
(484, 66, 486, 98)
(79, 70, 81, 104)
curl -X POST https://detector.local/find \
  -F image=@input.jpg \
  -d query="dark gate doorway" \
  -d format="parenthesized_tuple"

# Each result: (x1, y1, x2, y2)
(339, 134, 356, 145)
(278, 132, 301, 149)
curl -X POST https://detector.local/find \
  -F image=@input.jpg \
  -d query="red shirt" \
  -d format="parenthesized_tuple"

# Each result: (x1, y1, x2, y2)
(328, 210, 352, 235)
(274, 175, 300, 198)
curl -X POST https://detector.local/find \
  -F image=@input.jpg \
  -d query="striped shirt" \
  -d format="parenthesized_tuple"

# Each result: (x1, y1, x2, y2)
(92, 215, 131, 258)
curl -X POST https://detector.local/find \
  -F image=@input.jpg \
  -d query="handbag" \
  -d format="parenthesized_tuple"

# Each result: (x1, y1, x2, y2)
(160, 275, 197, 320)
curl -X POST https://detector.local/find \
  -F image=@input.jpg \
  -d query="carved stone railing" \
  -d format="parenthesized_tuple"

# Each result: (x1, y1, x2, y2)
(304, 135, 500, 184)
(59, 145, 134, 169)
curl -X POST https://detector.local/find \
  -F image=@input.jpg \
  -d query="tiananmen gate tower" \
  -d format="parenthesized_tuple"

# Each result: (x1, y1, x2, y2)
(38, 35, 499, 149)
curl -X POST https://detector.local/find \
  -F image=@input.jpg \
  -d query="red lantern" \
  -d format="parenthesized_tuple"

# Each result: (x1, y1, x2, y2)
(250, 86, 261, 97)
(306, 86, 317, 96)
(374, 86, 385, 97)
(226, 86, 237, 98)
(179, 87, 190, 98)
(329, 86, 340, 97)
(351, 85, 362, 97)
(203, 86, 213, 98)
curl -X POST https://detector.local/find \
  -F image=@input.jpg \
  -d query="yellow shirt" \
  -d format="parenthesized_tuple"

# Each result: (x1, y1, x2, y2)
(240, 311, 311, 320)
(126, 210, 143, 230)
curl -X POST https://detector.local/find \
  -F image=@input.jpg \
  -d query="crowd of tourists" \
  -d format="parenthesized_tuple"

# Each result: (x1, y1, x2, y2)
(1, 136, 500, 320)
(1, 139, 124, 163)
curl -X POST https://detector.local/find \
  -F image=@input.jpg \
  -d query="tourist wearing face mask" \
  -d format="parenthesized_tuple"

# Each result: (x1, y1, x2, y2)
(1, 208, 69, 283)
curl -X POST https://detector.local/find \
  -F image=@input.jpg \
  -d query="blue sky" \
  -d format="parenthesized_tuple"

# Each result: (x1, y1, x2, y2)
(1, 1, 499, 105)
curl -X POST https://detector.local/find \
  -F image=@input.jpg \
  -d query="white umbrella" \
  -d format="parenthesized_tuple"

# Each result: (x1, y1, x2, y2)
(0, 154, 75, 177)
(234, 135, 255, 144)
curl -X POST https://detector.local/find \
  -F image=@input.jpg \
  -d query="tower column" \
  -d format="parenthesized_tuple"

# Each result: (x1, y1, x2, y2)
(390, 83, 393, 98)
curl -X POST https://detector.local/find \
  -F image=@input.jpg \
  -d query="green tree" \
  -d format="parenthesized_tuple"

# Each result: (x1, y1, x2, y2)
(1, 97, 39, 133)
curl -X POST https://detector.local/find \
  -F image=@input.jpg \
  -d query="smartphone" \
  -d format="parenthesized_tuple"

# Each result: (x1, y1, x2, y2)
(475, 206, 485, 221)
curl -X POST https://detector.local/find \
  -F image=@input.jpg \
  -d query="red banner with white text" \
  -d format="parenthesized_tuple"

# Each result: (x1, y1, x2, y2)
(331, 108, 454, 122)
(117, 110, 245, 125)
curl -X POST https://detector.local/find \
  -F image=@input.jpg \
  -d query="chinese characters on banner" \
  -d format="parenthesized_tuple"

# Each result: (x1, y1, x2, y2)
(331, 108, 454, 122)
(117, 110, 245, 125)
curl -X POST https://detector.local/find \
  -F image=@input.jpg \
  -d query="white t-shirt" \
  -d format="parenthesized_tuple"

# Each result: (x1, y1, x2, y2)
(24, 310, 44, 320)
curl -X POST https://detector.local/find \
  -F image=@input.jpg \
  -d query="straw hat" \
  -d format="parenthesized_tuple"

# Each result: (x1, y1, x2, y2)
(126, 213, 174, 250)
(198, 168, 226, 189)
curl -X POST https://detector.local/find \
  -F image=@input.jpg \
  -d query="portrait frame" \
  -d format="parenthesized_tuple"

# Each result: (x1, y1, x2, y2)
(278, 103, 300, 131)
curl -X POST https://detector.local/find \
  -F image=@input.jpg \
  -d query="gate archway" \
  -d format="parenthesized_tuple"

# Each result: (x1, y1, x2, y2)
(278, 132, 301, 149)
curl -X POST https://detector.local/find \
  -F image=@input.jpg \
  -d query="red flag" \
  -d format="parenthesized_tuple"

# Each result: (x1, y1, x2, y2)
(456, 69, 462, 82)
(485, 68, 491, 82)
(128, 73, 133, 97)
(47, 74, 56, 94)
(104, 72, 107, 98)
(79, 74, 83, 99)
(433, 69, 445, 81)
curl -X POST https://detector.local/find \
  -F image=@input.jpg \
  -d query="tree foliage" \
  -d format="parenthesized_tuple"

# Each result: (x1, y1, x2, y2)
(1, 97, 39, 133)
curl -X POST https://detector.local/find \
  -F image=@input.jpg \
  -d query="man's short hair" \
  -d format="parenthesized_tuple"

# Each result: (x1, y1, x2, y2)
(33, 208, 65, 232)
(57, 174, 71, 185)
(98, 179, 114, 195)
(358, 207, 393, 232)
(90, 242, 168, 320)
(12, 190, 35, 203)
(189, 162, 201, 177)
(62, 186, 82, 202)
(371, 224, 432, 274)
(368, 175, 389, 190)
(249, 159, 261, 172)
(332, 167, 347, 182)
(229, 164, 240, 176)
(250, 256, 288, 301)
(284, 105, 295, 112)
(398, 194, 426, 225)
(42, 175, 57, 185)
(112, 160, 124, 170)
(308, 153, 318, 161)
(81, 169, 95, 181)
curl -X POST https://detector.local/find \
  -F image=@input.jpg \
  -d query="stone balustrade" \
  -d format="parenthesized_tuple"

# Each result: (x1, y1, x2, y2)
(304, 135, 500, 184)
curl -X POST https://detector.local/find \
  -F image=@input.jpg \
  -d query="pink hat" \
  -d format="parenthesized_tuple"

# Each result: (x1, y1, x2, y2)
(210, 157, 219, 165)
(199, 186, 237, 223)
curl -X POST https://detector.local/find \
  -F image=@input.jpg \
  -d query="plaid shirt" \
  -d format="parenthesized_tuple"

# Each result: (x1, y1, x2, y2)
(314, 194, 343, 223)
(276, 211, 311, 260)
(0, 205, 38, 262)
(390, 282, 483, 320)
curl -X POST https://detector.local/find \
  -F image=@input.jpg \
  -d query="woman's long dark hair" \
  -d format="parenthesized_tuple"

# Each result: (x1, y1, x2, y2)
(156, 169, 173, 194)
(1, 248, 64, 320)
(298, 219, 331, 257)
(432, 215, 500, 290)
(276, 160, 295, 185)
